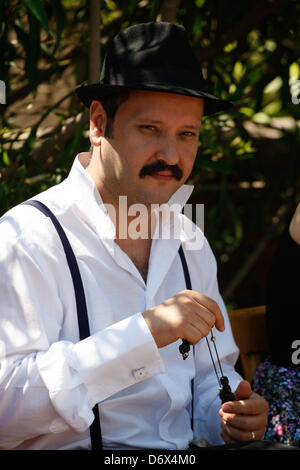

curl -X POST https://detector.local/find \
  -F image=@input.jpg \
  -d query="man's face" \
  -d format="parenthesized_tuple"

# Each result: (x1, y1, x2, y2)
(91, 90, 204, 207)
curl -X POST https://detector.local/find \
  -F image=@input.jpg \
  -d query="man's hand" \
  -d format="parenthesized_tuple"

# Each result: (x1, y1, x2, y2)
(142, 290, 225, 349)
(219, 380, 269, 443)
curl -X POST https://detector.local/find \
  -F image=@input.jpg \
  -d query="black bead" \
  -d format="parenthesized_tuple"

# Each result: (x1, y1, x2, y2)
(179, 339, 190, 360)
(219, 375, 235, 404)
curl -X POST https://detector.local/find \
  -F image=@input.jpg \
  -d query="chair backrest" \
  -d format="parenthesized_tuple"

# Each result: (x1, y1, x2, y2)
(228, 305, 269, 383)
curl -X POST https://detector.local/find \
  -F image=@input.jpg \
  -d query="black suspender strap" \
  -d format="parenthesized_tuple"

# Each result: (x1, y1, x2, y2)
(23, 200, 194, 447)
(23, 200, 103, 450)
(178, 245, 192, 290)
(178, 245, 195, 432)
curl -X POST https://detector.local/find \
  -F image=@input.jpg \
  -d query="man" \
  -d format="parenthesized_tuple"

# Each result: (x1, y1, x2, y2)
(0, 22, 268, 450)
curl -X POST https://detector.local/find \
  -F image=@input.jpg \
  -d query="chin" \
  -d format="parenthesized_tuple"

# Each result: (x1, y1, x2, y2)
(130, 182, 179, 206)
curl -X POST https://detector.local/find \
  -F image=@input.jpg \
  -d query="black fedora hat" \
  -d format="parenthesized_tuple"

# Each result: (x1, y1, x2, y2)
(75, 22, 233, 116)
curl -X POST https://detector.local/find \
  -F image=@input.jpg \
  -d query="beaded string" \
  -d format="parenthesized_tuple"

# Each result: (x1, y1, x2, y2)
(179, 330, 235, 404)
(177, 246, 235, 404)
(205, 331, 222, 388)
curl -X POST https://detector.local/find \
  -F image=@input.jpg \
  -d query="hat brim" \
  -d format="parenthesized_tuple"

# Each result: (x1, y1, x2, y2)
(75, 83, 233, 116)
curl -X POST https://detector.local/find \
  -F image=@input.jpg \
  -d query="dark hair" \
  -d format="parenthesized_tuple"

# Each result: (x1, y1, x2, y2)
(100, 89, 130, 138)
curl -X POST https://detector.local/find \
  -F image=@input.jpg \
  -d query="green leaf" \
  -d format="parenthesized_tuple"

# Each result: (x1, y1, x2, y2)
(25, 0, 49, 32)
(264, 76, 283, 95)
(192, 15, 203, 35)
(290, 62, 300, 82)
(262, 100, 282, 116)
(233, 61, 245, 83)
(195, 0, 206, 7)
(252, 112, 270, 124)
(2, 149, 11, 167)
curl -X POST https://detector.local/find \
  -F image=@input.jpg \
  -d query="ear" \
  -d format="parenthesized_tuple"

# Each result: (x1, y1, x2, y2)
(89, 100, 107, 147)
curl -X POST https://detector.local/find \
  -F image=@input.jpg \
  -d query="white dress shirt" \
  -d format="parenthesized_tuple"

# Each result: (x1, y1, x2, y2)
(0, 153, 241, 450)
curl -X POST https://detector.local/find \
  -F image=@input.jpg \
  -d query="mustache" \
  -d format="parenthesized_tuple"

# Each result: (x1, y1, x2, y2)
(139, 161, 182, 181)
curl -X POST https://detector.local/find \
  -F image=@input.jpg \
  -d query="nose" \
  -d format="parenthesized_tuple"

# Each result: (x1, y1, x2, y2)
(155, 134, 180, 166)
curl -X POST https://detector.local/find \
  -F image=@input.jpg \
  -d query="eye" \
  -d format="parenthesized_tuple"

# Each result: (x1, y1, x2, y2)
(139, 125, 158, 132)
(181, 131, 197, 138)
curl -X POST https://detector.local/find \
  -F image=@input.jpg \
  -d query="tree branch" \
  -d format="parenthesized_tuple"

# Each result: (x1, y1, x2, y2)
(0, 109, 89, 180)
(32, 109, 89, 166)
(7, 45, 81, 107)
(89, 0, 101, 83)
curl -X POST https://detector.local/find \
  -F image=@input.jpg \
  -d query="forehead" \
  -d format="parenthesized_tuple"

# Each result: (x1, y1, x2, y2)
(116, 90, 204, 124)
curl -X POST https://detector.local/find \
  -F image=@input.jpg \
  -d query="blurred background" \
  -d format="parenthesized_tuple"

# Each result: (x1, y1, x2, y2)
(1, 0, 300, 310)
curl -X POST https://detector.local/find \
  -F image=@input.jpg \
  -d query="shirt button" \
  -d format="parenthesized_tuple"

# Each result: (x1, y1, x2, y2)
(132, 367, 148, 381)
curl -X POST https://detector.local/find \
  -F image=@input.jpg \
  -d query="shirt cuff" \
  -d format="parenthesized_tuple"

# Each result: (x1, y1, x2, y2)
(72, 312, 165, 400)
(36, 312, 164, 432)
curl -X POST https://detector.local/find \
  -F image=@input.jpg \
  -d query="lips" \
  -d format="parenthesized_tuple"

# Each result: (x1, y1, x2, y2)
(150, 171, 174, 181)
(155, 171, 173, 176)
(140, 163, 182, 181)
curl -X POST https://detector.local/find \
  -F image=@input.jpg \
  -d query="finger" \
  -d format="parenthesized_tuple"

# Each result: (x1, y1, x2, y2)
(189, 291, 225, 332)
(219, 394, 268, 441)
(220, 429, 238, 444)
(188, 304, 216, 334)
(222, 392, 268, 416)
(180, 323, 207, 345)
(221, 420, 258, 442)
(189, 317, 213, 343)
(234, 380, 252, 400)
(180, 317, 214, 345)
(219, 410, 265, 433)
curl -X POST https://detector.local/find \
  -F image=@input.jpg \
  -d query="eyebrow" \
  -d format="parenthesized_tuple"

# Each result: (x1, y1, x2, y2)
(136, 119, 201, 130)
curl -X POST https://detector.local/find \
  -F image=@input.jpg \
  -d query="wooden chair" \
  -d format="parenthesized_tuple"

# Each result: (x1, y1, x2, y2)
(228, 305, 269, 383)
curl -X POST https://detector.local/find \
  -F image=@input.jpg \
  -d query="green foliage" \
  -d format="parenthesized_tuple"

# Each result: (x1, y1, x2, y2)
(1, 0, 300, 305)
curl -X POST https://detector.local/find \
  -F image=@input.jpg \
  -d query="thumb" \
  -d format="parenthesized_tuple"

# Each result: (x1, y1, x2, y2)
(234, 380, 252, 400)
